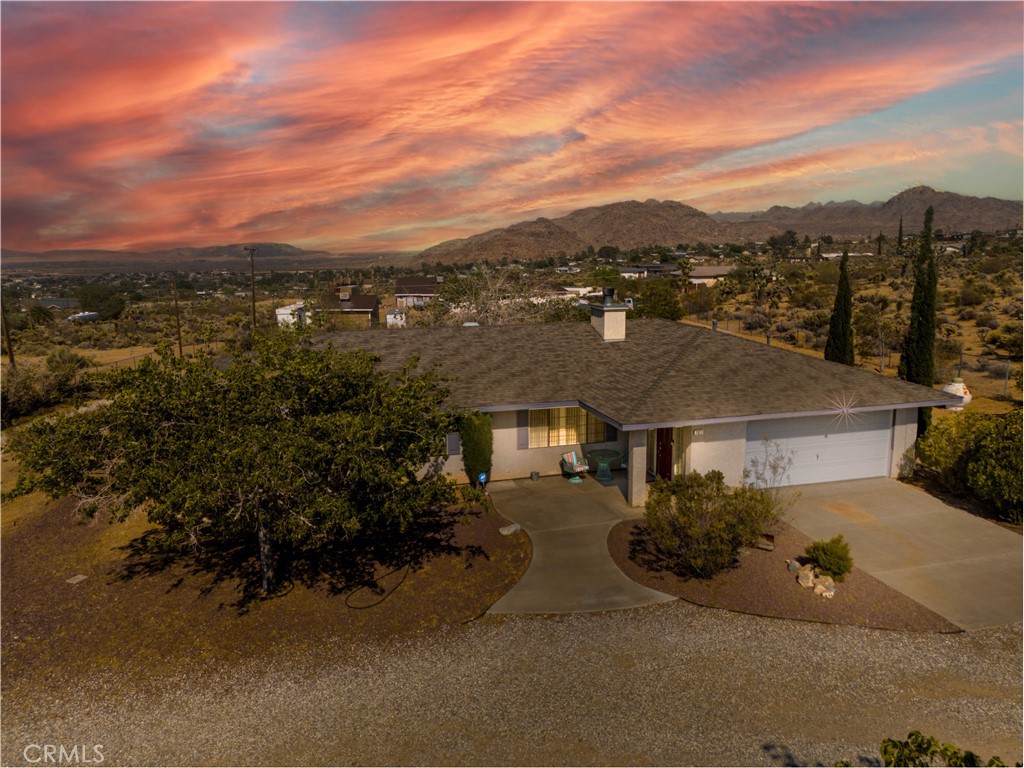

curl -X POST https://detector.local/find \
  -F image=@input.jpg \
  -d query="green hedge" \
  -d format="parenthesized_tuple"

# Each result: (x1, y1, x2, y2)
(917, 411, 1022, 523)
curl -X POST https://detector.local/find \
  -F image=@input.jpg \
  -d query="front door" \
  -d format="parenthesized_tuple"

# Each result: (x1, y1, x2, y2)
(655, 427, 674, 480)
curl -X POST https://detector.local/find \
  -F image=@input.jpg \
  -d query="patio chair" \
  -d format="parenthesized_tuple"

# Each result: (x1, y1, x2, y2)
(559, 451, 589, 484)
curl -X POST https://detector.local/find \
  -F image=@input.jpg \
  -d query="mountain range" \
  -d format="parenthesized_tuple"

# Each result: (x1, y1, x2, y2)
(419, 186, 1021, 264)
(3, 187, 1019, 270)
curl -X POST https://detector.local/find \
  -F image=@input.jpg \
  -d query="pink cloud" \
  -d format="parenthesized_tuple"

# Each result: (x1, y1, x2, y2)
(2, 2, 1022, 254)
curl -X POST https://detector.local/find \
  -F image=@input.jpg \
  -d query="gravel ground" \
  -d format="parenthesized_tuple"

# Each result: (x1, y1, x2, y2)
(3, 602, 1020, 767)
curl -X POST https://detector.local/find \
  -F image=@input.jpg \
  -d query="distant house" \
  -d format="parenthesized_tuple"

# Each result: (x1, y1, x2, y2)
(33, 297, 79, 311)
(687, 265, 736, 288)
(68, 311, 100, 323)
(276, 302, 307, 327)
(619, 263, 682, 279)
(395, 276, 442, 308)
(338, 294, 380, 327)
(386, 308, 407, 329)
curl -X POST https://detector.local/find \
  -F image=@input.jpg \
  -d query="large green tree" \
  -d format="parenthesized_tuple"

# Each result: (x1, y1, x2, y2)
(824, 251, 855, 366)
(8, 332, 459, 594)
(899, 206, 938, 388)
(636, 278, 682, 321)
(76, 284, 125, 320)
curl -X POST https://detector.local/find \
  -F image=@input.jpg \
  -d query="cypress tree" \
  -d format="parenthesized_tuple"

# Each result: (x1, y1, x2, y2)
(897, 215, 904, 250)
(899, 206, 939, 436)
(824, 251, 855, 366)
(899, 206, 937, 386)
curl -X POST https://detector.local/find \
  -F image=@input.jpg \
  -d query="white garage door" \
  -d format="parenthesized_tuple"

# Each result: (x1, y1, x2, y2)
(744, 411, 892, 487)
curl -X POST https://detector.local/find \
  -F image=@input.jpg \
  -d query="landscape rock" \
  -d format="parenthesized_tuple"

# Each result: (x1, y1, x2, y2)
(786, 559, 800, 573)
(499, 523, 521, 536)
(813, 574, 836, 590)
(797, 568, 815, 588)
(813, 584, 835, 598)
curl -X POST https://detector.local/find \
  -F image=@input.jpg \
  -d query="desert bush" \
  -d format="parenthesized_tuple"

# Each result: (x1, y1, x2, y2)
(644, 470, 779, 578)
(957, 307, 977, 321)
(742, 312, 770, 331)
(959, 281, 993, 307)
(917, 412, 1022, 523)
(798, 310, 832, 333)
(984, 323, 1023, 357)
(0, 349, 92, 427)
(974, 312, 999, 329)
(803, 534, 853, 582)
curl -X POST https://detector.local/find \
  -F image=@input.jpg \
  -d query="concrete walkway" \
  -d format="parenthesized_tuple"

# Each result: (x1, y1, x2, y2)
(486, 474, 675, 614)
(786, 478, 1023, 631)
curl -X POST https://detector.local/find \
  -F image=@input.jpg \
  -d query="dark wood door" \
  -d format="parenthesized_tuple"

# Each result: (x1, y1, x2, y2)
(656, 428, 673, 479)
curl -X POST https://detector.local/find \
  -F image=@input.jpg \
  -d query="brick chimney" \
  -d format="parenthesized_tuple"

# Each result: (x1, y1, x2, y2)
(589, 287, 628, 341)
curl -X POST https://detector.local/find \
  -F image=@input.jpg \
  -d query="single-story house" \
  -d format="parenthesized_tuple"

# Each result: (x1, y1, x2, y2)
(687, 265, 736, 287)
(395, 276, 442, 308)
(322, 297, 959, 507)
(276, 302, 307, 327)
(619, 263, 682, 279)
(32, 297, 79, 311)
(338, 294, 380, 327)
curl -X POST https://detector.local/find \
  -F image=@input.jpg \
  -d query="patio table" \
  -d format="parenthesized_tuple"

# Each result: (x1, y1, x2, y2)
(586, 448, 622, 482)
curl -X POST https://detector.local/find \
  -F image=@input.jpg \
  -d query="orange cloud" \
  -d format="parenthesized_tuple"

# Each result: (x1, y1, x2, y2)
(2, 2, 1022, 254)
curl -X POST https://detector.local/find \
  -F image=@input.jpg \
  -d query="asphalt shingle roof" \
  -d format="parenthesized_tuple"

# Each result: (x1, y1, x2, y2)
(321, 319, 958, 428)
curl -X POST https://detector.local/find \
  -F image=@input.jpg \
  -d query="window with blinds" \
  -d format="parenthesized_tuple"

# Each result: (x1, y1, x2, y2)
(528, 407, 606, 448)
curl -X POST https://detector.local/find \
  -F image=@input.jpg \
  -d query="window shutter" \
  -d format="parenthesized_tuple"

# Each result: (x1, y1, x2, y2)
(517, 410, 529, 450)
(446, 432, 461, 456)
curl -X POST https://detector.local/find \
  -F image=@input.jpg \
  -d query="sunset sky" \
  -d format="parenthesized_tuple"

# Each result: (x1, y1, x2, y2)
(2, 1, 1022, 255)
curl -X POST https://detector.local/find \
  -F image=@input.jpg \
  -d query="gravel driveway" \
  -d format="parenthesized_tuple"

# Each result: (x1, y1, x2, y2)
(4, 602, 1020, 767)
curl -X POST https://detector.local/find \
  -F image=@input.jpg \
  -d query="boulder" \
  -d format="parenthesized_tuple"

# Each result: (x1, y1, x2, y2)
(813, 574, 836, 590)
(814, 583, 836, 598)
(797, 568, 815, 588)
(786, 559, 800, 573)
(499, 523, 521, 536)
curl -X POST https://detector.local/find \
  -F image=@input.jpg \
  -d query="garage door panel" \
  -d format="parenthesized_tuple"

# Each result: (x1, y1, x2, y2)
(745, 412, 892, 486)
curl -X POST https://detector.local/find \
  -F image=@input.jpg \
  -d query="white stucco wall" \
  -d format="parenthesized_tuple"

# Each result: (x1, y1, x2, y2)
(687, 421, 747, 486)
(437, 410, 626, 484)
(890, 407, 918, 478)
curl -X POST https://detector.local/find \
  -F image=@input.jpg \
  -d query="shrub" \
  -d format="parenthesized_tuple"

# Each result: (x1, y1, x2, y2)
(917, 412, 1023, 523)
(459, 410, 493, 487)
(876, 730, 1007, 768)
(803, 534, 853, 582)
(968, 414, 1023, 523)
(644, 470, 779, 578)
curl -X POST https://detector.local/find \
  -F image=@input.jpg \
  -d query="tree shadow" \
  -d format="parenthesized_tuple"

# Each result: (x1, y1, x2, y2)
(761, 742, 881, 767)
(112, 505, 488, 613)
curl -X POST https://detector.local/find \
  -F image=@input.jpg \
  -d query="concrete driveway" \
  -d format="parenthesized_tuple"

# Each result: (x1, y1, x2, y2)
(486, 475, 675, 614)
(786, 478, 1023, 630)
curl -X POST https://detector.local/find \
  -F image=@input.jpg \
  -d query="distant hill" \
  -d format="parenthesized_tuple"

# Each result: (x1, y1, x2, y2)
(711, 186, 1022, 239)
(419, 199, 777, 264)
(0, 242, 386, 271)
(419, 187, 1021, 264)
(5, 187, 1018, 271)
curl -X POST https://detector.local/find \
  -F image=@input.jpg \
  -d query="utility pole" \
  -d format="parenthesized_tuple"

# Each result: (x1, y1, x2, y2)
(245, 247, 258, 336)
(171, 274, 184, 357)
